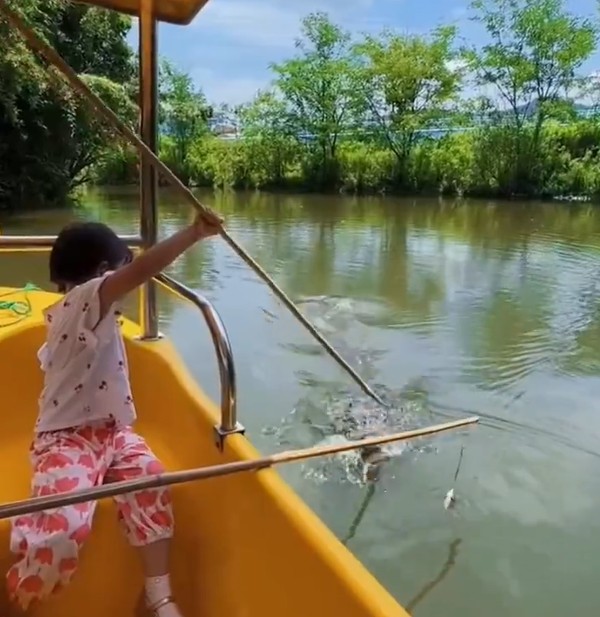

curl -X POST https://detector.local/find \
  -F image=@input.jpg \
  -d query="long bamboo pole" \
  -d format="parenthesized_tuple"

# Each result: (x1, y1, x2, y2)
(0, 1, 386, 407)
(0, 417, 478, 520)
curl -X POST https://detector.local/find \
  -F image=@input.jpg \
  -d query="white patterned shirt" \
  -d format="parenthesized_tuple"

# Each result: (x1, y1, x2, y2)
(35, 274, 136, 433)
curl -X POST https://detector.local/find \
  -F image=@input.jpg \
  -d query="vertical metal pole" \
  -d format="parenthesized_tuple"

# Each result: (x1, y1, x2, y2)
(139, 0, 159, 340)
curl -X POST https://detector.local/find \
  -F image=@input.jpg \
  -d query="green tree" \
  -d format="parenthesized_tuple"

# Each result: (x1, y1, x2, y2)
(237, 91, 299, 187)
(465, 0, 598, 193)
(356, 26, 463, 186)
(0, 0, 135, 209)
(159, 60, 212, 184)
(272, 12, 364, 189)
(52, 2, 133, 83)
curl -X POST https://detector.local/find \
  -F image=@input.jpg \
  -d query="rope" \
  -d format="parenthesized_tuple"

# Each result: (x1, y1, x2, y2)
(0, 283, 40, 327)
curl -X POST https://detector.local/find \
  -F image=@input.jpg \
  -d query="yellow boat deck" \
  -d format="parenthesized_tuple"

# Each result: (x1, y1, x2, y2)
(0, 285, 409, 617)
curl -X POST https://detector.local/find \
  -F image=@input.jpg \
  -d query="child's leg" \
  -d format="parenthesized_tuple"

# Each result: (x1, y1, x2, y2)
(106, 428, 178, 617)
(8, 427, 106, 611)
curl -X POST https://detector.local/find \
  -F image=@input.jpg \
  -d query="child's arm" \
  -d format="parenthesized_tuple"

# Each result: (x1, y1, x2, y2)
(99, 212, 222, 315)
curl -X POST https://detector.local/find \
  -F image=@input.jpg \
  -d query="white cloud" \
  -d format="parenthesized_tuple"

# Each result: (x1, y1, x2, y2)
(191, 67, 271, 104)
(193, 1, 301, 49)
(128, 0, 392, 103)
(182, 0, 381, 103)
(192, 0, 377, 50)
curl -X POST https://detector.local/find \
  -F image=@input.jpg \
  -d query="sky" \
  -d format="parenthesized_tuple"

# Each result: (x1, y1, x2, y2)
(128, 0, 598, 106)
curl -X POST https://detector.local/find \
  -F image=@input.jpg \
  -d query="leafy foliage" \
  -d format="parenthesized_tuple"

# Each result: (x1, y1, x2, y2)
(271, 13, 364, 188)
(464, 0, 599, 193)
(356, 25, 463, 179)
(184, 3, 599, 200)
(158, 60, 212, 184)
(0, 0, 134, 209)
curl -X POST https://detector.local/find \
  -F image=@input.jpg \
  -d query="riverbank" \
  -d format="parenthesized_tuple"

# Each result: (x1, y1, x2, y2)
(90, 120, 600, 203)
(85, 180, 600, 206)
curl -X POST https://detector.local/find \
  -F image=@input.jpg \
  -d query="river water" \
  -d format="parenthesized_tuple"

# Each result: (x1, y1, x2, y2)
(3, 187, 600, 616)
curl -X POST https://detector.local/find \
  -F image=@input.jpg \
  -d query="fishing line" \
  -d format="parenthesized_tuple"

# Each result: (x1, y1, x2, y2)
(444, 445, 465, 510)
(342, 483, 377, 546)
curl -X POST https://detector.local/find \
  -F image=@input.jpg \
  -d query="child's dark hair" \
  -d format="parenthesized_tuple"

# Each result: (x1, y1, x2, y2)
(50, 222, 132, 290)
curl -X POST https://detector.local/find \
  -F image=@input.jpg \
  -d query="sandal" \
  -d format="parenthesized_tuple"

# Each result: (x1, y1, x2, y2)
(147, 596, 176, 616)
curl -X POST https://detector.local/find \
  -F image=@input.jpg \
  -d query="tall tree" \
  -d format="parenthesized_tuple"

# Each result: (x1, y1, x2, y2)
(356, 26, 462, 184)
(159, 60, 212, 183)
(238, 91, 298, 186)
(465, 0, 598, 192)
(272, 12, 364, 188)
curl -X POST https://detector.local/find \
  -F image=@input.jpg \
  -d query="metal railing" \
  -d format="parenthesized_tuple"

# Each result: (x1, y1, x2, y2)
(0, 234, 143, 247)
(154, 273, 242, 450)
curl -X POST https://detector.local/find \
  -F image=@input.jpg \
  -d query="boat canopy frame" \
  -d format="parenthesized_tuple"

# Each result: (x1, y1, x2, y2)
(79, 0, 210, 25)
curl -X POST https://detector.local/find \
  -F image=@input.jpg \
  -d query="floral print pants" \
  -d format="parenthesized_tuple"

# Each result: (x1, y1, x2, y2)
(7, 421, 173, 610)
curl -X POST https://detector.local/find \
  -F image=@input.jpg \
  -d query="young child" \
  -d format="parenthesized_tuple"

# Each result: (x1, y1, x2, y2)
(7, 212, 222, 615)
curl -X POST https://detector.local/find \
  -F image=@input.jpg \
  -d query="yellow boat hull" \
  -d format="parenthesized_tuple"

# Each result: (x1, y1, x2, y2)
(0, 286, 409, 617)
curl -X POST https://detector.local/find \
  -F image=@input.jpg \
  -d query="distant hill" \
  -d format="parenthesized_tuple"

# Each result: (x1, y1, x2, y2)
(509, 99, 596, 118)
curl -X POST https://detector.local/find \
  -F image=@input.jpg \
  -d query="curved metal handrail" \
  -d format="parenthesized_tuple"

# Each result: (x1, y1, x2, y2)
(154, 273, 243, 450)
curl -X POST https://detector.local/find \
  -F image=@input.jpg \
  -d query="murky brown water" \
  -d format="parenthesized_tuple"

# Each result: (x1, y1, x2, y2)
(3, 187, 600, 616)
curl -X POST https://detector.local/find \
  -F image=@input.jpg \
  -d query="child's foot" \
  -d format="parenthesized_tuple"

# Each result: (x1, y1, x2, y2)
(147, 596, 183, 617)
(144, 574, 181, 617)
